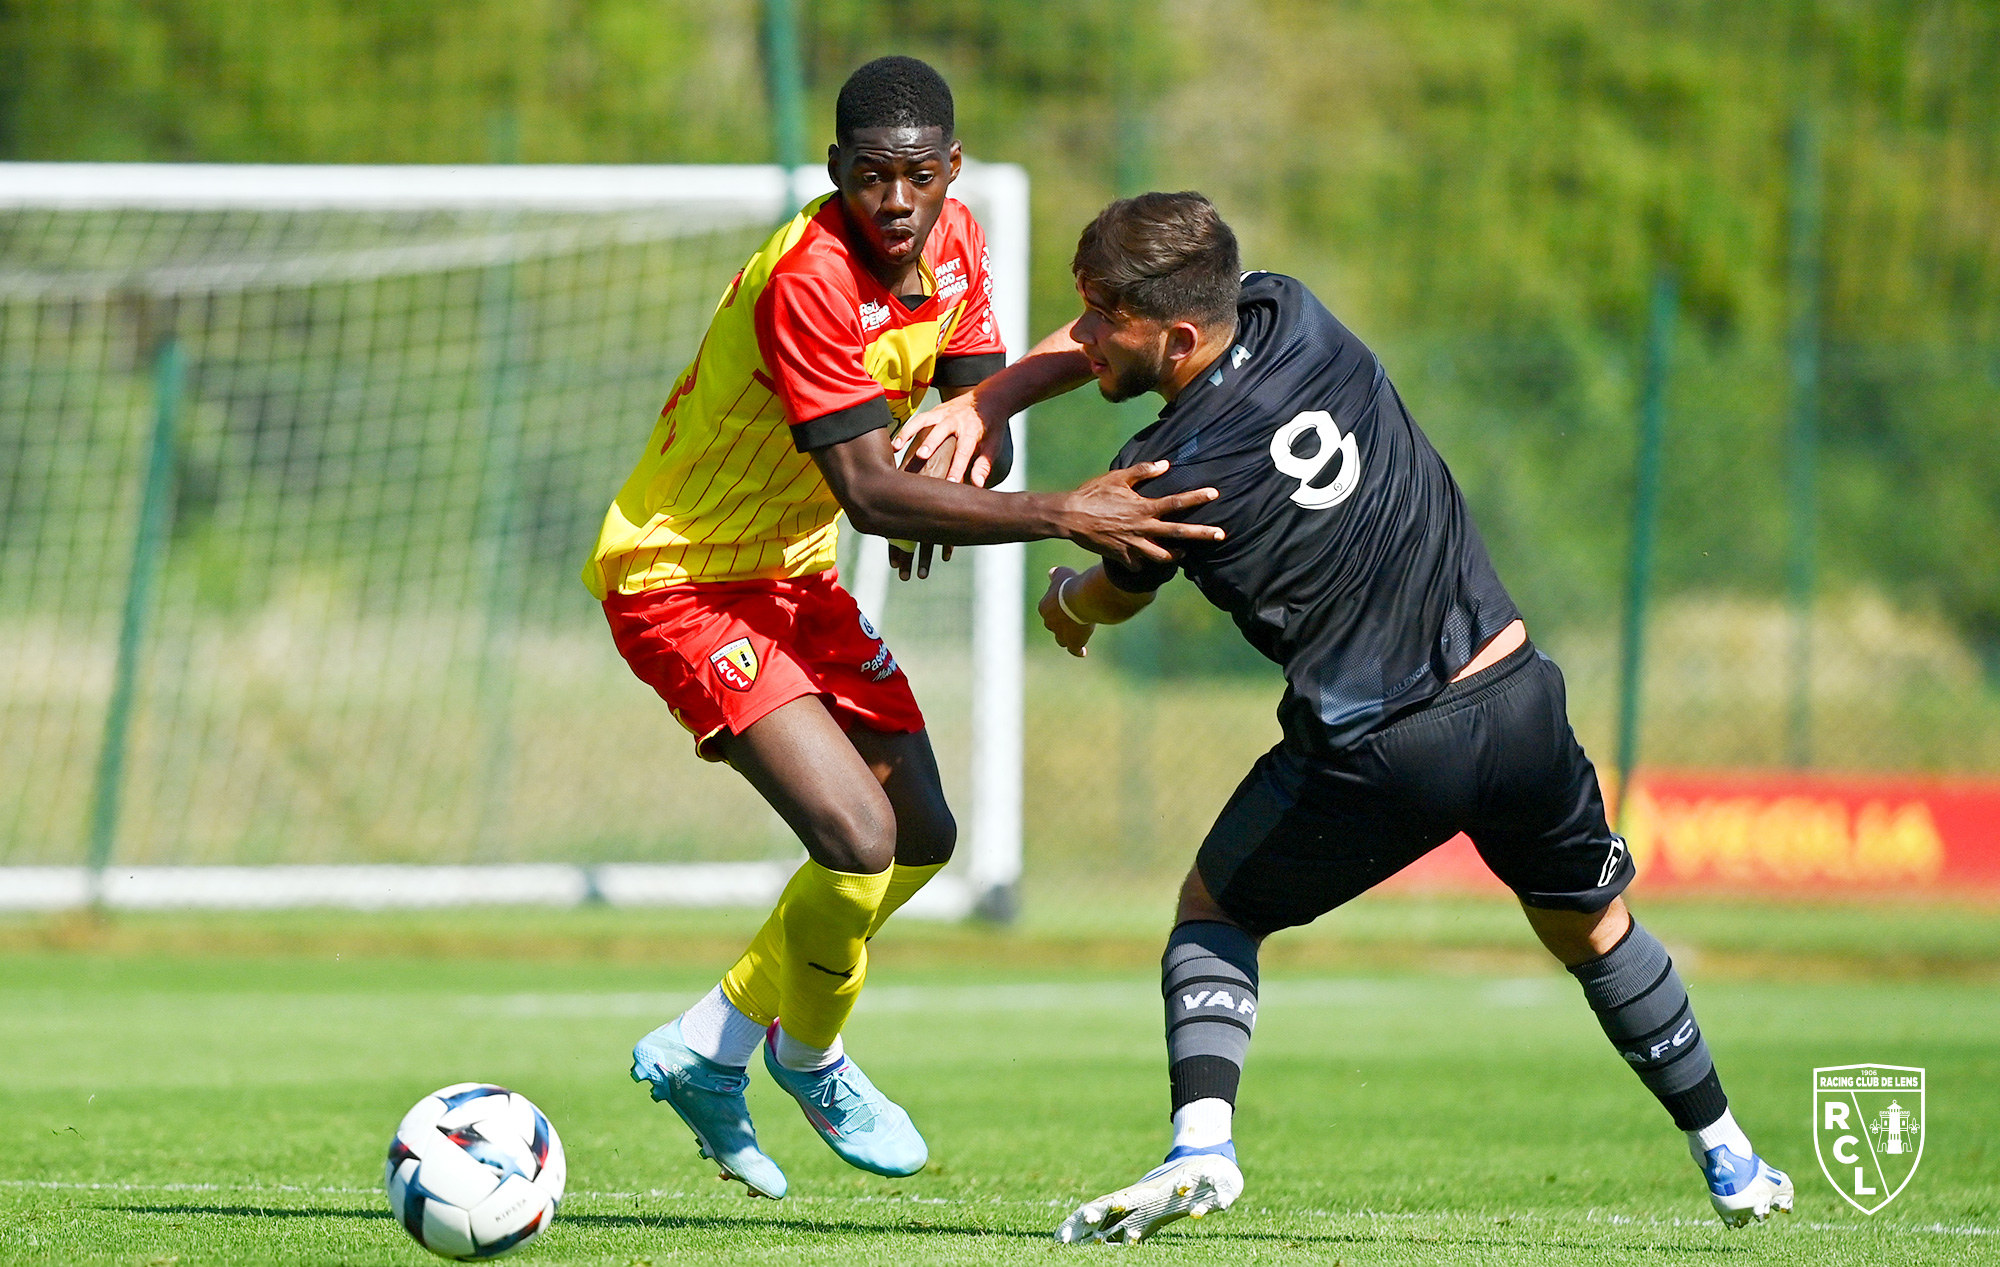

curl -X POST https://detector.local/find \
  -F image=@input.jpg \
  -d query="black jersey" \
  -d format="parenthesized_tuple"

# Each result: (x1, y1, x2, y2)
(1104, 272, 1520, 750)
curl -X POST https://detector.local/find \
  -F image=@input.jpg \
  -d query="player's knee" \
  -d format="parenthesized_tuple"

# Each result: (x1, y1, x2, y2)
(809, 797, 898, 875)
(1524, 897, 1629, 966)
(897, 799, 955, 868)
(1175, 867, 1239, 928)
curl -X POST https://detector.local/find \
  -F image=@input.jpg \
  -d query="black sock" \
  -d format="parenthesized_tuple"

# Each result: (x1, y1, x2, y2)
(1567, 919, 1729, 1131)
(1163, 920, 1259, 1113)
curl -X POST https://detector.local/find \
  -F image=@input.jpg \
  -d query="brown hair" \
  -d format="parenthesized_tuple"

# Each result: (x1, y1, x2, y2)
(1071, 192, 1241, 329)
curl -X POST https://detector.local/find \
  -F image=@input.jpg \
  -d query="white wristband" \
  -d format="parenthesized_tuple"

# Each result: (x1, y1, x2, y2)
(1055, 575, 1091, 626)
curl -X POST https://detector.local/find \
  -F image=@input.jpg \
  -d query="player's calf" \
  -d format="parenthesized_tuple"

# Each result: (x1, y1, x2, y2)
(1057, 918, 1258, 1243)
(1163, 919, 1259, 1135)
(1560, 914, 1791, 1225)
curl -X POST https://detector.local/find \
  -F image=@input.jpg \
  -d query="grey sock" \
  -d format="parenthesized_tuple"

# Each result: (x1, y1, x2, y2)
(1567, 919, 1728, 1131)
(1163, 920, 1260, 1112)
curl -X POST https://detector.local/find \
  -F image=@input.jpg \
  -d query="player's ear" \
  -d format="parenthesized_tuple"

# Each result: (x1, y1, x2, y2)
(946, 139, 963, 183)
(1164, 320, 1203, 364)
(825, 143, 842, 189)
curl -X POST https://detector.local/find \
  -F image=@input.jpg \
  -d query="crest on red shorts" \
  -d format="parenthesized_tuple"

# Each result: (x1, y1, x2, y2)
(709, 638, 760, 692)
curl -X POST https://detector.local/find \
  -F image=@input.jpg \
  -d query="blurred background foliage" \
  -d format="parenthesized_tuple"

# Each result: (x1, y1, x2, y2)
(4, 0, 1998, 798)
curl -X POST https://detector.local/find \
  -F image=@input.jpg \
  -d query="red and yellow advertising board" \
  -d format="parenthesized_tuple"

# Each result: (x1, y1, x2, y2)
(1385, 773, 2000, 896)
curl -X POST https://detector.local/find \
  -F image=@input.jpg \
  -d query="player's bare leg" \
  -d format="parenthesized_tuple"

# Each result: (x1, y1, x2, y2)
(722, 694, 902, 874)
(848, 723, 957, 870)
(1519, 894, 1629, 964)
(632, 697, 885, 1196)
(1526, 897, 1793, 1225)
(1058, 868, 1252, 1244)
(715, 720, 959, 1008)
(634, 698, 942, 1190)
(720, 698, 938, 1175)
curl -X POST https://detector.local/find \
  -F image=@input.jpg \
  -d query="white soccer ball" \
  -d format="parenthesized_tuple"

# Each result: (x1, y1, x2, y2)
(385, 1083, 567, 1260)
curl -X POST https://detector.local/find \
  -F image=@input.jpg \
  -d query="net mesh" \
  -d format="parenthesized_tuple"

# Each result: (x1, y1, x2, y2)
(0, 197, 979, 867)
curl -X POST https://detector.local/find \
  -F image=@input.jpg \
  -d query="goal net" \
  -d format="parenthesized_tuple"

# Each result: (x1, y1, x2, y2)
(0, 163, 1027, 916)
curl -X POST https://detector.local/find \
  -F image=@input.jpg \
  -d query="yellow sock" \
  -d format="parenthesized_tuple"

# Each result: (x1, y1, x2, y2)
(719, 906, 785, 1028)
(770, 860, 891, 1048)
(722, 861, 944, 1028)
(866, 862, 947, 939)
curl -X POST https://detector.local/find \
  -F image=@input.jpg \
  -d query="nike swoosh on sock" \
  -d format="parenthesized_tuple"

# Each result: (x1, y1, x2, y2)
(807, 961, 856, 979)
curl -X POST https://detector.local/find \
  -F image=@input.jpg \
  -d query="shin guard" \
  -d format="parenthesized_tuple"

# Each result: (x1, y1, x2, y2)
(1568, 919, 1728, 1130)
(865, 862, 946, 939)
(720, 908, 785, 1027)
(1163, 921, 1260, 1112)
(772, 861, 890, 1049)
(723, 861, 890, 1045)
(723, 861, 944, 1026)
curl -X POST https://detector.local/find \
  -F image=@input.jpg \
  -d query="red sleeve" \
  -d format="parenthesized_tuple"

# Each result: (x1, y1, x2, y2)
(754, 268, 885, 425)
(940, 210, 1006, 359)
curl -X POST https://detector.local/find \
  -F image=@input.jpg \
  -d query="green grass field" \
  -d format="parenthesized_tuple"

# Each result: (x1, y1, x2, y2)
(2, 896, 1996, 1265)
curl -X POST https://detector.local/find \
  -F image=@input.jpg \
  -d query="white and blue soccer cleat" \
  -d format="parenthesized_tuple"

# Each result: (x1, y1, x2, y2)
(630, 1018, 788, 1199)
(1702, 1145, 1793, 1226)
(760, 1024, 928, 1177)
(1054, 1143, 1245, 1244)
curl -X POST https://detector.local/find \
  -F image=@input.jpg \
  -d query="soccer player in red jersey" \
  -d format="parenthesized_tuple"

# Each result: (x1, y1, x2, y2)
(589, 58, 1223, 1197)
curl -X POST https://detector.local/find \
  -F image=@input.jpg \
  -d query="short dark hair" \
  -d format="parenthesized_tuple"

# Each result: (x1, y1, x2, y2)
(1071, 192, 1241, 329)
(836, 56, 955, 143)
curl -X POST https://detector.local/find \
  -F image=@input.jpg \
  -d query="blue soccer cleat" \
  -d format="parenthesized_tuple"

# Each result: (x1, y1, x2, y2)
(630, 1018, 787, 1199)
(760, 1024, 928, 1177)
(1054, 1142, 1245, 1244)
(1702, 1145, 1793, 1226)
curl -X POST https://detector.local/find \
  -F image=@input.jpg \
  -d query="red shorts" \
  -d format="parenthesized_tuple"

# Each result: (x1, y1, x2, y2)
(603, 569, 924, 761)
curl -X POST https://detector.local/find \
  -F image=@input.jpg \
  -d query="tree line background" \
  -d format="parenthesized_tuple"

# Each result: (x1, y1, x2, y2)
(5, 0, 1998, 769)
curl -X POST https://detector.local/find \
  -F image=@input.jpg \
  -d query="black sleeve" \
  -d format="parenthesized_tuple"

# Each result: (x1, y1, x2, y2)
(932, 351, 1007, 389)
(1102, 557, 1178, 594)
(792, 395, 894, 452)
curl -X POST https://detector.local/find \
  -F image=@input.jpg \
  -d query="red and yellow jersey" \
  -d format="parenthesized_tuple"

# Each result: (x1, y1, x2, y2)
(582, 194, 1005, 598)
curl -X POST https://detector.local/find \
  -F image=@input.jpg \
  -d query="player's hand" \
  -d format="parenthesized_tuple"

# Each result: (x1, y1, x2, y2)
(1060, 461, 1224, 572)
(886, 537, 947, 581)
(1038, 566, 1095, 657)
(890, 430, 966, 579)
(908, 389, 1005, 488)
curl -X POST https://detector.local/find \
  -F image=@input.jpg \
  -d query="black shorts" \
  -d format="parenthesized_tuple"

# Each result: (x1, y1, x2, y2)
(1197, 640, 1633, 937)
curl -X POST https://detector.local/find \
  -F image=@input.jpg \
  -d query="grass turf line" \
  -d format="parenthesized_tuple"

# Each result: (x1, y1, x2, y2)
(0, 904, 1996, 1263)
(7, 890, 1998, 979)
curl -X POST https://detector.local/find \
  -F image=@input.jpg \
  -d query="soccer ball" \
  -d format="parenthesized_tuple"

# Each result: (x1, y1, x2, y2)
(385, 1083, 567, 1260)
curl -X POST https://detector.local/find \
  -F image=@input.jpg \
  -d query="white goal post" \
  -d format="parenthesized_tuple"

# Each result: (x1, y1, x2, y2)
(0, 161, 1028, 918)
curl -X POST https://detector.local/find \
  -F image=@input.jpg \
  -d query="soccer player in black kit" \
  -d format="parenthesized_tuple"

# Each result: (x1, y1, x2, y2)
(919, 193, 1794, 1243)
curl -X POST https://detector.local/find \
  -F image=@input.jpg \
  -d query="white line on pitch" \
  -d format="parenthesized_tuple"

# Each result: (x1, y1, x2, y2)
(0, 1179, 1051, 1207)
(4, 1181, 1990, 1236)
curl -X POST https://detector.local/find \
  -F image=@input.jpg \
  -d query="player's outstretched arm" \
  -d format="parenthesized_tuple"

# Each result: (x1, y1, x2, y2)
(811, 430, 1222, 573)
(907, 323, 1093, 485)
(1036, 565, 1154, 658)
(882, 391, 1019, 581)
